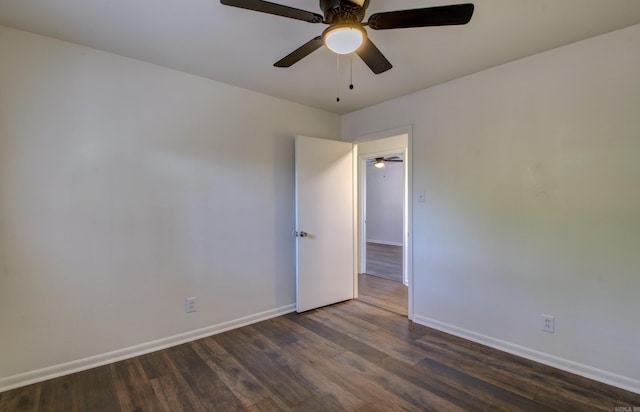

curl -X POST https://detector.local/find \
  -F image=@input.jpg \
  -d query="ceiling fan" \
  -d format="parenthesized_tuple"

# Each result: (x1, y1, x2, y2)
(369, 156, 402, 168)
(220, 0, 474, 74)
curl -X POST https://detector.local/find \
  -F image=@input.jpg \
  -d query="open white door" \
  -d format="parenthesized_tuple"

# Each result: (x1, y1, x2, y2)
(295, 136, 354, 313)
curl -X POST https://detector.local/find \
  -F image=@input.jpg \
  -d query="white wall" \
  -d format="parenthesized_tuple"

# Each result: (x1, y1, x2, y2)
(343, 24, 640, 391)
(366, 161, 404, 245)
(0, 26, 340, 388)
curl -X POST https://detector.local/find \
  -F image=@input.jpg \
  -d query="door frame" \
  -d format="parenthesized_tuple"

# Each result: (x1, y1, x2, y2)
(352, 126, 413, 320)
(360, 148, 406, 282)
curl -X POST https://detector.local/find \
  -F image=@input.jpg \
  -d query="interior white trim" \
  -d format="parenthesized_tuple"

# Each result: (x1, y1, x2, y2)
(413, 314, 640, 395)
(352, 126, 413, 319)
(0, 304, 296, 393)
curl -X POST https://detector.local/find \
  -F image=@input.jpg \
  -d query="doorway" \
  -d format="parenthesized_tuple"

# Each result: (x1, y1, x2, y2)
(364, 153, 404, 282)
(294, 132, 411, 316)
(355, 131, 411, 318)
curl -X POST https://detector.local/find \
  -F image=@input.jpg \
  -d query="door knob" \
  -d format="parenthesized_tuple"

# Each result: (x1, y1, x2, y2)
(294, 231, 308, 238)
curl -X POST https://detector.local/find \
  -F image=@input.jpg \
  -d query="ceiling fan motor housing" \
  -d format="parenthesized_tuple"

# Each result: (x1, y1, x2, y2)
(320, 0, 369, 24)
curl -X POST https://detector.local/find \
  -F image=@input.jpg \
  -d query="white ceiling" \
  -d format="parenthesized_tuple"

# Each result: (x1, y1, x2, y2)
(1, 0, 639, 114)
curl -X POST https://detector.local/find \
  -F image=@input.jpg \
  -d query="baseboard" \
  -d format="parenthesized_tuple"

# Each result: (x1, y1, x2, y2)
(367, 239, 403, 247)
(0, 303, 296, 393)
(413, 314, 640, 395)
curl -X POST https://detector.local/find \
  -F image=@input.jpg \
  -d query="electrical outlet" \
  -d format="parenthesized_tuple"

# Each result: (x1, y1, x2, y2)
(541, 314, 555, 333)
(185, 297, 197, 313)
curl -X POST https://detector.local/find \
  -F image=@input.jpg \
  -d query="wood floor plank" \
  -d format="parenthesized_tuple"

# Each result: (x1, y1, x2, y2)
(192, 337, 288, 409)
(292, 307, 552, 410)
(414, 356, 556, 411)
(263, 316, 347, 359)
(355, 403, 396, 412)
(418, 329, 629, 409)
(5, 299, 639, 411)
(357, 273, 407, 316)
(615, 390, 640, 407)
(245, 397, 290, 412)
(413, 330, 546, 399)
(282, 340, 422, 411)
(365, 242, 403, 282)
(0, 382, 41, 411)
(37, 372, 80, 412)
(272, 314, 423, 410)
(250, 317, 299, 347)
(165, 344, 242, 411)
(244, 324, 366, 412)
(308, 306, 428, 365)
(340, 300, 429, 341)
(72, 366, 121, 411)
(289, 310, 473, 411)
(419, 342, 538, 399)
(284, 312, 388, 365)
(148, 371, 205, 412)
(213, 327, 312, 408)
(137, 350, 171, 380)
(293, 393, 360, 412)
(333, 350, 466, 412)
(377, 353, 533, 412)
(110, 358, 164, 411)
(533, 383, 616, 412)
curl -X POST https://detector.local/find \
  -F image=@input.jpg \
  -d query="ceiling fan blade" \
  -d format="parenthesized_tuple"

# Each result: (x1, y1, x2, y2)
(367, 3, 474, 30)
(274, 36, 324, 67)
(355, 38, 392, 74)
(220, 0, 323, 23)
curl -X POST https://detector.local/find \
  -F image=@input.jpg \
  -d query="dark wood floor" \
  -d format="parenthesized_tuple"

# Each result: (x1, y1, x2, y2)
(365, 242, 403, 283)
(358, 273, 407, 316)
(2, 300, 639, 411)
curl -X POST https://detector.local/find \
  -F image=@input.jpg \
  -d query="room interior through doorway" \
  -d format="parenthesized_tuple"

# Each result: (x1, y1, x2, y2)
(354, 131, 411, 318)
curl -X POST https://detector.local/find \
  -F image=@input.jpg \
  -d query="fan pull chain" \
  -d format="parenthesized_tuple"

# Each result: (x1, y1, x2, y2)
(349, 54, 354, 90)
(336, 54, 340, 102)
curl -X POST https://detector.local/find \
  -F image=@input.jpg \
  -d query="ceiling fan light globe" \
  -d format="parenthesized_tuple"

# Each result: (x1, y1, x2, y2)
(374, 159, 385, 168)
(323, 25, 365, 55)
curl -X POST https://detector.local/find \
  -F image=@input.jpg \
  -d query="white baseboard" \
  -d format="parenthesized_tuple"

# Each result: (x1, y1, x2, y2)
(0, 304, 296, 393)
(366, 239, 403, 247)
(412, 315, 640, 395)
